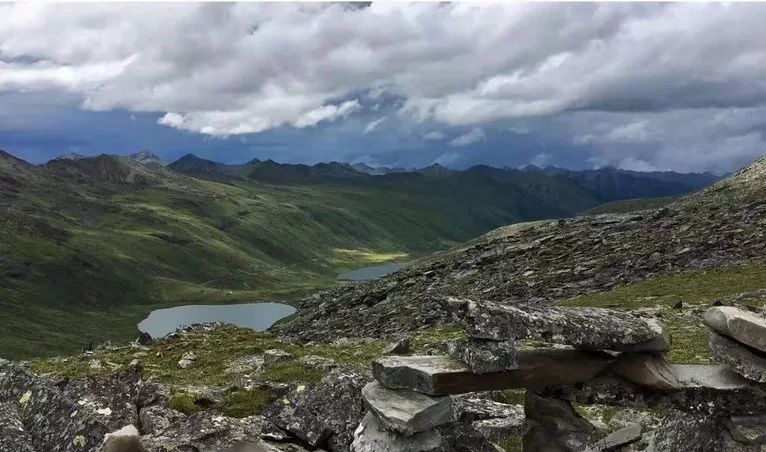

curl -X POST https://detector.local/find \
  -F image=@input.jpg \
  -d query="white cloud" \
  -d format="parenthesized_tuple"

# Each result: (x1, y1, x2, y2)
(450, 128, 485, 146)
(2, 3, 766, 171)
(364, 116, 386, 134)
(423, 131, 446, 141)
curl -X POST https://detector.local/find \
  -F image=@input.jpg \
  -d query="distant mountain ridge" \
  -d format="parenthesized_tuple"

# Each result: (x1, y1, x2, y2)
(167, 153, 720, 203)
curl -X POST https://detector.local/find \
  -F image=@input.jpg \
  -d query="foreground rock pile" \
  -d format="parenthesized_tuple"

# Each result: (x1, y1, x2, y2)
(350, 301, 766, 451)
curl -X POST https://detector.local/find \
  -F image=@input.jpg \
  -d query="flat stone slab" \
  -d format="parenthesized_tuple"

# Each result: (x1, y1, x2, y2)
(586, 423, 642, 451)
(704, 306, 766, 353)
(709, 331, 766, 383)
(544, 365, 766, 415)
(445, 338, 517, 374)
(362, 382, 453, 436)
(454, 299, 669, 352)
(612, 352, 679, 391)
(373, 349, 613, 396)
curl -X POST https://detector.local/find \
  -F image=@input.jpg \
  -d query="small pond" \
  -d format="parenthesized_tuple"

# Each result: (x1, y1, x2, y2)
(337, 261, 409, 281)
(138, 302, 296, 338)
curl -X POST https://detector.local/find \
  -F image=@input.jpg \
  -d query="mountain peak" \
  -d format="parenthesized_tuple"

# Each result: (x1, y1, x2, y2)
(684, 154, 766, 205)
(52, 152, 86, 162)
(130, 150, 166, 166)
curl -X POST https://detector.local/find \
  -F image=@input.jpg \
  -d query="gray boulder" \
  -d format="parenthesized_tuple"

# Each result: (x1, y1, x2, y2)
(652, 409, 762, 452)
(351, 412, 444, 452)
(453, 299, 669, 352)
(445, 338, 517, 374)
(0, 402, 35, 452)
(373, 349, 613, 395)
(704, 307, 766, 353)
(362, 382, 453, 436)
(101, 425, 147, 452)
(709, 331, 766, 383)
(522, 392, 597, 452)
(265, 368, 369, 451)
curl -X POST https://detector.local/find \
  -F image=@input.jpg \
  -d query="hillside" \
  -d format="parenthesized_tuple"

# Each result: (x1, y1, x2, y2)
(276, 156, 766, 360)
(0, 151, 593, 359)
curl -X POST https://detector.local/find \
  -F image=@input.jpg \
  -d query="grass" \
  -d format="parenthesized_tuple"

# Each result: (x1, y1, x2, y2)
(220, 389, 275, 417)
(2, 152, 602, 359)
(29, 325, 387, 386)
(561, 263, 766, 363)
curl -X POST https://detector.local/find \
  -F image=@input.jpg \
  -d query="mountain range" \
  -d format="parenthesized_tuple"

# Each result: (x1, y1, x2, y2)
(0, 148, 719, 358)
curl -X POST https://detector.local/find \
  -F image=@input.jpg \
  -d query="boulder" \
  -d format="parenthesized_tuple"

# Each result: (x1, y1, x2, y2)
(445, 338, 517, 374)
(386, 338, 412, 355)
(522, 392, 598, 452)
(453, 299, 669, 352)
(350, 412, 497, 452)
(137, 332, 153, 346)
(178, 351, 197, 369)
(709, 331, 766, 383)
(351, 412, 444, 452)
(101, 425, 147, 452)
(362, 382, 453, 436)
(453, 397, 524, 423)
(703, 306, 766, 353)
(471, 417, 525, 444)
(373, 349, 613, 395)
(264, 349, 294, 366)
(651, 409, 761, 452)
(139, 411, 263, 451)
(612, 353, 679, 391)
(265, 368, 369, 451)
(585, 423, 642, 451)
(0, 402, 35, 452)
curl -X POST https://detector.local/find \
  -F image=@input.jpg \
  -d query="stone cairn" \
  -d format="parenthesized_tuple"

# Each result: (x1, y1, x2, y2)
(351, 298, 766, 451)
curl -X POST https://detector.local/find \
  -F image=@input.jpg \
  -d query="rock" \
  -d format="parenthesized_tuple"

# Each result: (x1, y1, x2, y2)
(652, 410, 737, 452)
(139, 411, 264, 451)
(544, 365, 766, 416)
(470, 416, 525, 443)
(612, 353, 680, 391)
(445, 338, 517, 374)
(704, 306, 766, 353)
(264, 349, 294, 366)
(0, 362, 113, 450)
(298, 355, 338, 371)
(452, 397, 523, 423)
(137, 332, 153, 346)
(586, 423, 642, 451)
(523, 392, 598, 452)
(362, 382, 453, 436)
(387, 338, 412, 355)
(0, 402, 35, 452)
(265, 368, 369, 451)
(351, 411, 445, 452)
(725, 415, 766, 446)
(350, 412, 496, 452)
(178, 351, 197, 369)
(709, 331, 766, 383)
(454, 299, 670, 352)
(139, 405, 186, 435)
(101, 425, 147, 452)
(373, 349, 613, 395)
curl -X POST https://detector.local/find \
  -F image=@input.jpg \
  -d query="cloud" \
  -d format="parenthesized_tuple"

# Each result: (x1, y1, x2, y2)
(450, 128, 485, 146)
(2, 3, 766, 171)
(363, 116, 385, 134)
(423, 131, 445, 140)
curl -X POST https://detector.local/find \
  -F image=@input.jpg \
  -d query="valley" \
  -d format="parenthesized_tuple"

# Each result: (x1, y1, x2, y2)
(0, 149, 717, 359)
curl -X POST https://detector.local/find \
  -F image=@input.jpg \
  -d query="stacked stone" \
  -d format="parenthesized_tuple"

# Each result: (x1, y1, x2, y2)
(352, 299, 677, 451)
(703, 306, 766, 383)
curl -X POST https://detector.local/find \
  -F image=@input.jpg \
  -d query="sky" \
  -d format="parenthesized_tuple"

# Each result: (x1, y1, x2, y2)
(2, 3, 766, 173)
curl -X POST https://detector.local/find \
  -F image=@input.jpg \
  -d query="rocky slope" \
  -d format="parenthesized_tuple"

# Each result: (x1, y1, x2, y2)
(275, 157, 766, 343)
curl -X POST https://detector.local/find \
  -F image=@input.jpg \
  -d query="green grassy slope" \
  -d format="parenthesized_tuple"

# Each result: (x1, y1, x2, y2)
(1, 152, 603, 359)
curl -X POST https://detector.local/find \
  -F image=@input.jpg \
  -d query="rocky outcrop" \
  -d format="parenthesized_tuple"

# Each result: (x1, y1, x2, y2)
(264, 368, 369, 451)
(453, 299, 669, 352)
(612, 353, 679, 391)
(0, 402, 35, 452)
(276, 199, 766, 345)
